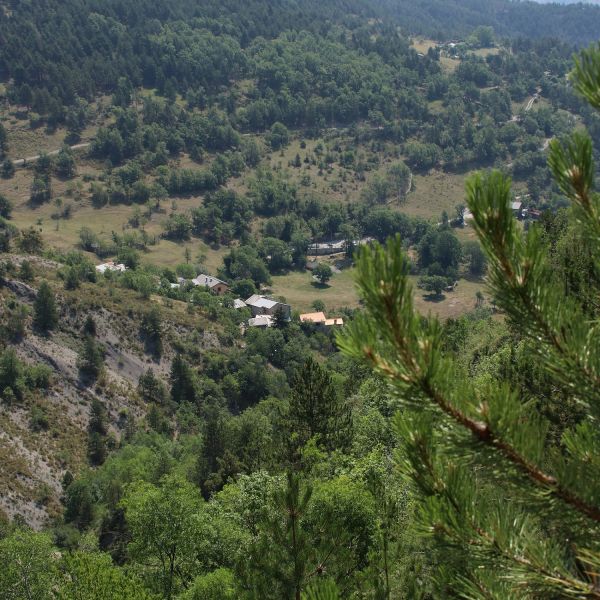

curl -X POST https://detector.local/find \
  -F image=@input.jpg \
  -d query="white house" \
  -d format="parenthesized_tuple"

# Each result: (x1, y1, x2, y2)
(247, 315, 274, 328)
(308, 240, 346, 256)
(95, 261, 127, 274)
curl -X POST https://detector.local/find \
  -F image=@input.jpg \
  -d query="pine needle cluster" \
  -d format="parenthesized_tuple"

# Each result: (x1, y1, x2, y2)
(339, 43, 600, 599)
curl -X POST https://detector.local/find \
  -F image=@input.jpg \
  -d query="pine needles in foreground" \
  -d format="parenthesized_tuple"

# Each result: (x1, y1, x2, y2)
(338, 43, 600, 599)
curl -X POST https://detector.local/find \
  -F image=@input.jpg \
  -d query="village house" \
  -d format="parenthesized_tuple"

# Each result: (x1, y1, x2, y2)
(324, 317, 344, 327)
(191, 274, 230, 295)
(95, 261, 127, 274)
(308, 237, 375, 257)
(245, 294, 291, 321)
(233, 299, 248, 310)
(308, 240, 346, 256)
(511, 201, 523, 218)
(247, 315, 274, 328)
(299, 312, 344, 328)
(300, 312, 326, 324)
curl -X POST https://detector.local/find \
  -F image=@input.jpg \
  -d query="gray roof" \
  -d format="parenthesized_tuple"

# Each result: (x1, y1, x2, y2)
(245, 295, 278, 309)
(192, 274, 228, 288)
(248, 315, 273, 327)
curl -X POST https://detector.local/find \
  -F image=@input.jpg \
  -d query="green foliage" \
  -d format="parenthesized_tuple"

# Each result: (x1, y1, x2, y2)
(56, 551, 153, 600)
(180, 568, 239, 600)
(78, 335, 104, 382)
(338, 44, 600, 596)
(248, 472, 314, 599)
(0, 530, 57, 600)
(302, 579, 340, 600)
(313, 263, 332, 285)
(288, 357, 351, 453)
(30, 174, 52, 204)
(268, 122, 290, 150)
(417, 274, 447, 298)
(140, 306, 163, 358)
(18, 227, 44, 254)
(0, 193, 12, 219)
(33, 281, 58, 333)
(462, 240, 487, 276)
(55, 146, 76, 179)
(19, 260, 34, 282)
(121, 475, 204, 599)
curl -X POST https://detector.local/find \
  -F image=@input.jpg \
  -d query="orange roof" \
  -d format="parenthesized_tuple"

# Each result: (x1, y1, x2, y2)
(325, 318, 344, 326)
(299, 312, 326, 323)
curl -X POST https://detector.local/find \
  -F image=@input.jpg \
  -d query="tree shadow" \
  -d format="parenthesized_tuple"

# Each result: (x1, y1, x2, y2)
(422, 293, 446, 303)
(311, 281, 331, 290)
(461, 273, 486, 284)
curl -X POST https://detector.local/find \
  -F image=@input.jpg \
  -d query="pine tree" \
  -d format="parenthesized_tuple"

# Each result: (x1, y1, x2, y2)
(87, 398, 108, 465)
(339, 44, 600, 598)
(288, 358, 352, 453)
(78, 335, 104, 382)
(250, 472, 314, 600)
(33, 281, 58, 333)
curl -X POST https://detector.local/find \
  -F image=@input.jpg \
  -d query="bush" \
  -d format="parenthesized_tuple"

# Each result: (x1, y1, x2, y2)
(29, 405, 49, 432)
(0, 194, 12, 218)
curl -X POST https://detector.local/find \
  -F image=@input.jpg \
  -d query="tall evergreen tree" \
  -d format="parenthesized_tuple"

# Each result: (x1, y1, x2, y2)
(33, 281, 58, 333)
(288, 357, 351, 453)
(339, 43, 600, 598)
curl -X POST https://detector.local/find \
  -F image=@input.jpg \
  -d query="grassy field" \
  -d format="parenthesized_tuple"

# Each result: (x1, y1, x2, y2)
(1, 94, 490, 322)
(403, 170, 468, 219)
(271, 262, 489, 320)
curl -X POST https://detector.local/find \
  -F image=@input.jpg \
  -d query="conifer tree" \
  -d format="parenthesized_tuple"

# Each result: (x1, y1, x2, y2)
(250, 472, 314, 600)
(33, 281, 58, 333)
(339, 43, 600, 598)
(288, 357, 351, 452)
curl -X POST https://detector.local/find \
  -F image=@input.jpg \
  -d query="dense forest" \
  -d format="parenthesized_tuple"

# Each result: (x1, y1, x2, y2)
(1, 0, 600, 598)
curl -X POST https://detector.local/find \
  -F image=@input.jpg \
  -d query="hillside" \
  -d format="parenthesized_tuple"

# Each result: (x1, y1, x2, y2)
(0, 254, 230, 526)
(1, 0, 600, 598)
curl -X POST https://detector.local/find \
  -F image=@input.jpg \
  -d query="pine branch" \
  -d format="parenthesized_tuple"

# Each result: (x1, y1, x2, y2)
(395, 415, 600, 598)
(571, 42, 600, 112)
(466, 171, 600, 413)
(339, 236, 600, 524)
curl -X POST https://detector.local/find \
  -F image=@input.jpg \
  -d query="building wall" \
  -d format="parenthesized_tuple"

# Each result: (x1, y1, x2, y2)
(212, 284, 229, 295)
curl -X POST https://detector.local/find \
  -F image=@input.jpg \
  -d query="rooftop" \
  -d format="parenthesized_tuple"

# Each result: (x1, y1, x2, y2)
(248, 315, 273, 328)
(245, 294, 279, 309)
(300, 312, 326, 324)
(95, 261, 127, 274)
(192, 274, 228, 288)
(325, 318, 344, 326)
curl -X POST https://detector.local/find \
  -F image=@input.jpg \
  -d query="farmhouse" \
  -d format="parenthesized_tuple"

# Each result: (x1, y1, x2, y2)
(308, 240, 346, 256)
(299, 312, 344, 328)
(191, 274, 229, 295)
(245, 295, 291, 321)
(511, 201, 523, 217)
(300, 312, 326, 324)
(247, 315, 274, 328)
(324, 317, 344, 327)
